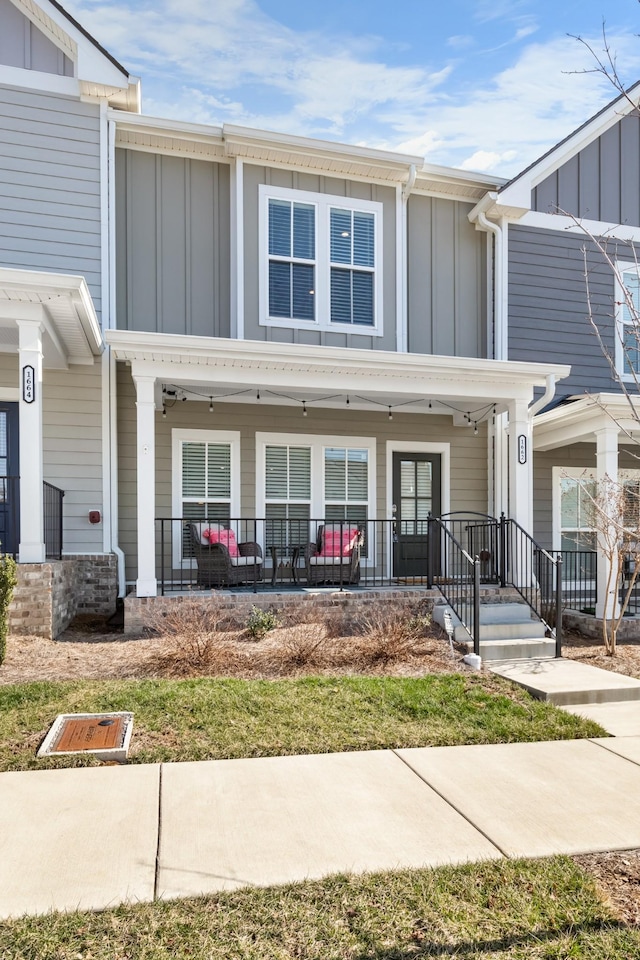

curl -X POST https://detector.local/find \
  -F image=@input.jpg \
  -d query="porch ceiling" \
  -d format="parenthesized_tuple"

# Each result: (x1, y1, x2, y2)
(106, 330, 570, 410)
(0, 269, 104, 368)
(534, 393, 640, 450)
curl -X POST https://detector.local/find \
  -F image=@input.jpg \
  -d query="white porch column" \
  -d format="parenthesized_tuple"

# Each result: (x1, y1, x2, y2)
(18, 318, 45, 563)
(134, 374, 157, 597)
(595, 424, 620, 620)
(507, 400, 533, 533)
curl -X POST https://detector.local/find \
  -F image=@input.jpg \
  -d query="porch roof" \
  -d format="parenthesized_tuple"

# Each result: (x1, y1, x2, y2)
(0, 268, 104, 368)
(533, 393, 640, 451)
(106, 330, 570, 412)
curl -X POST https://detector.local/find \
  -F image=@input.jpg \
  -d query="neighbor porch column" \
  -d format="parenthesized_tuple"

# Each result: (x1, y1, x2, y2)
(134, 374, 157, 597)
(18, 318, 45, 563)
(507, 399, 533, 533)
(595, 424, 620, 621)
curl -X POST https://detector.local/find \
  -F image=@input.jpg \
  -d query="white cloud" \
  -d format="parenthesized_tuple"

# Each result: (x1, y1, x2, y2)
(458, 150, 517, 172)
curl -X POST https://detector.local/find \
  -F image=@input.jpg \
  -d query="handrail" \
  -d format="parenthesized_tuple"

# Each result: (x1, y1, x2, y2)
(429, 515, 481, 655)
(503, 515, 563, 654)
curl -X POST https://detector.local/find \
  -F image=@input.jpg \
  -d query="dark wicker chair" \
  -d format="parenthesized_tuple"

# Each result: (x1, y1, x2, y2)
(303, 523, 362, 586)
(189, 522, 263, 587)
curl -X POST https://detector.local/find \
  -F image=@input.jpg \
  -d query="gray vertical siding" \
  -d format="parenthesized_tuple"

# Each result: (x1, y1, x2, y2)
(533, 114, 640, 225)
(0, 85, 102, 314)
(407, 195, 486, 358)
(508, 223, 635, 396)
(242, 164, 397, 350)
(115, 149, 231, 337)
(0, 0, 74, 76)
(117, 365, 487, 582)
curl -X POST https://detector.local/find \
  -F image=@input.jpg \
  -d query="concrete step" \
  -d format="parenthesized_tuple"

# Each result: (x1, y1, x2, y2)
(477, 603, 537, 624)
(471, 638, 557, 663)
(433, 604, 547, 645)
(490, 658, 640, 706)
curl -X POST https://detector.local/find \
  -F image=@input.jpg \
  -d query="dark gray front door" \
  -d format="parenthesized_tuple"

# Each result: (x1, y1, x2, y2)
(0, 403, 19, 556)
(392, 453, 441, 578)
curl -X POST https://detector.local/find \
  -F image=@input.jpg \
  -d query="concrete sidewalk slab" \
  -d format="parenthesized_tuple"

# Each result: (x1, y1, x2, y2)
(562, 701, 640, 736)
(398, 739, 640, 858)
(0, 764, 159, 920)
(591, 735, 640, 765)
(490, 658, 640, 705)
(157, 750, 500, 900)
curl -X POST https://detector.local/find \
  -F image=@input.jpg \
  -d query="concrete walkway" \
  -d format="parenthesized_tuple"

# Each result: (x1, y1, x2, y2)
(4, 736, 640, 920)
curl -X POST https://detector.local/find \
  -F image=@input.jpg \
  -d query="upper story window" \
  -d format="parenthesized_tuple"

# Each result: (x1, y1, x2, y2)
(260, 185, 383, 336)
(616, 262, 640, 378)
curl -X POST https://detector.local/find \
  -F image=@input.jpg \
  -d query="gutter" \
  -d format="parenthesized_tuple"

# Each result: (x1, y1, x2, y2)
(468, 193, 506, 361)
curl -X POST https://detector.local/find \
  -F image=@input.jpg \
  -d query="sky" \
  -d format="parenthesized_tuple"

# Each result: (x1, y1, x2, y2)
(65, 0, 640, 178)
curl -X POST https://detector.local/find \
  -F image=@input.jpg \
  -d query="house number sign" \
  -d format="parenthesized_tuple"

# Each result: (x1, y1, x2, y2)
(518, 434, 527, 464)
(22, 365, 35, 404)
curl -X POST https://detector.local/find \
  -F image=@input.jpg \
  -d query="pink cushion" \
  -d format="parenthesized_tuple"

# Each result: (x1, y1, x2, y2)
(319, 527, 359, 558)
(202, 527, 239, 557)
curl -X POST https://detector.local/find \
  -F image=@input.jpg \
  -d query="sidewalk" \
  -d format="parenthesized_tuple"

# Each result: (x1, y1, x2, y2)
(3, 736, 640, 920)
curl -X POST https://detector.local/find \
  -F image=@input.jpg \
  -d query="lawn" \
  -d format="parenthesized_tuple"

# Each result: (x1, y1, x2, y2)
(2, 856, 638, 959)
(0, 674, 604, 771)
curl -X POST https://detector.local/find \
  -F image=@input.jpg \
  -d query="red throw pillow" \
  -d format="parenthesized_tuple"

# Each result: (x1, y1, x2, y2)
(319, 528, 359, 557)
(203, 527, 240, 557)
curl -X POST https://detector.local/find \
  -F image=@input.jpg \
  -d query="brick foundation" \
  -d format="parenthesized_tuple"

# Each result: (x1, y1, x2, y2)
(564, 608, 640, 641)
(9, 554, 118, 639)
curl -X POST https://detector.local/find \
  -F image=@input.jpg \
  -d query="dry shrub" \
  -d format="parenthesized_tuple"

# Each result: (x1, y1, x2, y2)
(352, 601, 429, 666)
(265, 623, 331, 672)
(145, 597, 243, 676)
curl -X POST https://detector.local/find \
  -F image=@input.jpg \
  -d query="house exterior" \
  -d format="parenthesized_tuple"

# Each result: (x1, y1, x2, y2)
(5, 0, 630, 635)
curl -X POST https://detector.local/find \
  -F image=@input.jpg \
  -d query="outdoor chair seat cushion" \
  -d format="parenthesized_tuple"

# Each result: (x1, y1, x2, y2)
(230, 555, 263, 566)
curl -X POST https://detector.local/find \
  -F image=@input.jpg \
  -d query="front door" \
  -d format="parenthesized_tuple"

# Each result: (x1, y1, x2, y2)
(0, 403, 19, 556)
(392, 453, 441, 578)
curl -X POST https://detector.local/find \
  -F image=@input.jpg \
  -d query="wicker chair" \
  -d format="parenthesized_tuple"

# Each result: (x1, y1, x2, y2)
(189, 522, 263, 587)
(303, 524, 362, 586)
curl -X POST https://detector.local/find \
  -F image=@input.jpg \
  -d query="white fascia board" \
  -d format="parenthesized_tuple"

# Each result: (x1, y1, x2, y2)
(418, 161, 507, 189)
(533, 392, 640, 450)
(107, 330, 570, 398)
(519, 210, 640, 243)
(499, 84, 640, 211)
(110, 109, 224, 142)
(0, 64, 79, 96)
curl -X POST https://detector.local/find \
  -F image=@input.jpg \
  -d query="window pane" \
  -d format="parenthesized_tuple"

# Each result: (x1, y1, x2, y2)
(401, 461, 415, 497)
(624, 325, 640, 375)
(330, 208, 352, 264)
(325, 448, 346, 500)
(352, 271, 374, 325)
(269, 261, 291, 317)
(353, 212, 374, 267)
(416, 462, 432, 498)
(292, 263, 315, 321)
(293, 203, 315, 260)
(289, 447, 311, 499)
(269, 199, 291, 257)
(266, 446, 288, 499)
(207, 444, 231, 499)
(182, 442, 206, 498)
(560, 479, 579, 528)
(331, 267, 351, 323)
(347, 449, 368, 501)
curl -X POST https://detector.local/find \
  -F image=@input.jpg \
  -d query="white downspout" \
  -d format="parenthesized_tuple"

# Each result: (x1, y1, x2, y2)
(398, 164, 416, 353)
(529, 374, 557, 417)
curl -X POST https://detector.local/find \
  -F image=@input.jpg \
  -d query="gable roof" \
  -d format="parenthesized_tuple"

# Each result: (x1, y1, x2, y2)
(46, 0, 128, 78)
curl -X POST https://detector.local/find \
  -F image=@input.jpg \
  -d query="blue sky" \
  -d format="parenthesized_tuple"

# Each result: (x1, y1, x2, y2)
(67, 0, 640, 177)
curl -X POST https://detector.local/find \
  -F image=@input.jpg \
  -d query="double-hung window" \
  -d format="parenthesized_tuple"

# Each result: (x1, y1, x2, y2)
(260, 185, 383, 335)
(265, 444, 312, 553)
(616, 262, 640, 378)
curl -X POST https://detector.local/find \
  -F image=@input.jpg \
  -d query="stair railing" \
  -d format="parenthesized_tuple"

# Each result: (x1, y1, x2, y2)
(429, 516, 481, 656)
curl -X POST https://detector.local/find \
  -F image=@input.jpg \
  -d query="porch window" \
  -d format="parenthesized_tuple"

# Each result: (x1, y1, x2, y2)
(616, 263, 640, 377)
(265, 444, 311, 551)
(260, 185, 382, 336)
(558, 475, 597, 552)
(180, 441, 231, 558)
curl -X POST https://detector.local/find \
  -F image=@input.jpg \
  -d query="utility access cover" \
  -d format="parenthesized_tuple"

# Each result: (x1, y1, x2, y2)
(37, 712, 134, 763)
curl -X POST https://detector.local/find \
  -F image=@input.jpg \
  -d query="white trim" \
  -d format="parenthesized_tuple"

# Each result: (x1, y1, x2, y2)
(171, 428, 241, 568)
(395, 184, 405, 352)
(551, 465, 640, 550)
(614, 260, 640, 382)
(519, 210, 640, 243)
(0, 64, 79, 97)
(258, 184, 384, 337)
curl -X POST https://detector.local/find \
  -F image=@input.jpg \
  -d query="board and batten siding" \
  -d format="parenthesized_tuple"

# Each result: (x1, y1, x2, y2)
(242, 164, 397, 351)
(115, 148, 231, 337)
(0, 353, 104, 553)
(116, 365, 487, 582)
(0, 0, 74, 76)
(533, 114, 640, 227)
(508, 223, 634, 397)
(407, 195, 487, 358)
(533, 443, 640, 548)
(0, 85, 102, 314)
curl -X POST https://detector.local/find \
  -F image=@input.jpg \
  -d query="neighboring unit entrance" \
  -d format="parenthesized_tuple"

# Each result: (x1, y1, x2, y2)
(0, 403, 19, 557)
(392, 452, 441, 578)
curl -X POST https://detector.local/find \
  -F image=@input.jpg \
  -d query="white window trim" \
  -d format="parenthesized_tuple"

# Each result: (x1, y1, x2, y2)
(615, 261, 640, 382)
(552, 466, 640, 550)
(171, 428, 241, 568)
(256, 432, 377, 562)
(258, 183, 384, 337)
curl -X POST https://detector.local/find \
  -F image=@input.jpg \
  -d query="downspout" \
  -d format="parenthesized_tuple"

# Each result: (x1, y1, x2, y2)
(398, 164, 416, 353)
(107, 116, 126, 598)
(529, 374, 557, 417)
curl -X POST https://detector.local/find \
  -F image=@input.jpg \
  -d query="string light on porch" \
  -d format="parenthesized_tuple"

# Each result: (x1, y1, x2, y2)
(209, 396, 214, 413)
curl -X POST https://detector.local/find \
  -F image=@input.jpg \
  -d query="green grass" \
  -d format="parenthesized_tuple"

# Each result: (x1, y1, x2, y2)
(0, 674, 605, 771)
(1, 857, 638, 959)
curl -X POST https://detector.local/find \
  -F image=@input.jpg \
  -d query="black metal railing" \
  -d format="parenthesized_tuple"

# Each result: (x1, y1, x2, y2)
(0, 476, 18, 557)
(429, 516, 481, 655)
(504, 517, 563, 655)
(545, 550, 596, 614)
(43, 481, 64, 560)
